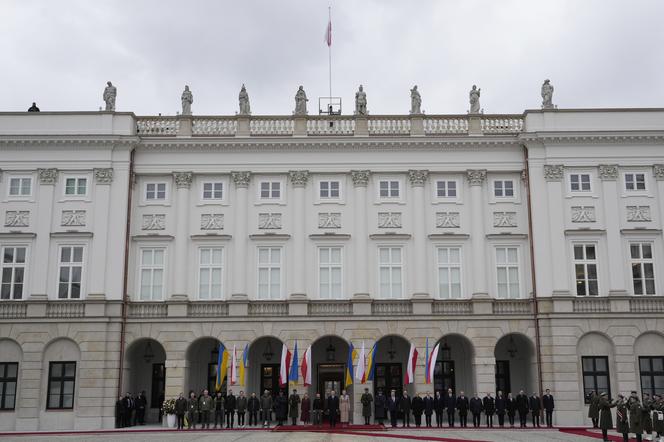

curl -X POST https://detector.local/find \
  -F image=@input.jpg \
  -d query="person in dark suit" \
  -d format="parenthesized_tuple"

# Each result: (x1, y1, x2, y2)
(470, 393, 483, 428)
(529, 392, 542, 427)
(483, 392, 495, 428)
(115, 395, 126, 428)
(542, 389, 555, 428)
(516, 390, 529, 428)
(275, 390, 288, 426)
(226, 390, 237, 428)
(443, 388, 456, 427)
(387, 390, 399, 428)
(506, 393, 517, 427)
(399, 391, 412, 427)
(374, 390, 387, 426)
(495, 391, 507, 427)
(136, 391, 147, 425)
(434, 391, 444, 427)
(411, 393, 424, 427)
(423, 392, 434, 428)
(456, 391, 469, 428)
(326, 390, 340, 428)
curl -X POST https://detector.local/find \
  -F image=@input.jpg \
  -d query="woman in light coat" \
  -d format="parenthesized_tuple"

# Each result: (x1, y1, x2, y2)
(340, 389, 351, 425)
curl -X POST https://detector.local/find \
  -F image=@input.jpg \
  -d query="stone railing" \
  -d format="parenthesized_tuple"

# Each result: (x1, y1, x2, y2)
(46, 301, 85, 318)
(0, 302, 27, 319)
(128, 302, 168, 318)
(248, 301, 289, 316)
(493, 299, 533, 315)
(192, 117, 237, 136)
(187, 301, 229, 317)
(308, 301, 353, 316)
(481, 116, 524, 134)
(372, 300, 413, 315)
(307, 117, 355, 136)
(432, 300, 473, 315)
(573, 298, 611, 313)
(136, 116, 180, 136)
(629, 297, 664, 313)
(368, 116, 411, 136)
(250, 117, 294, 136)
(424, 116, 469, 135)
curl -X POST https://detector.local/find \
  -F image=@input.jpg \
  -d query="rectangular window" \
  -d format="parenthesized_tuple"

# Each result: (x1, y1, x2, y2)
(58, 246, 83, 299)
(574, 244, 599, 296)
(8, 177, 31, 197)
(570, 173, 592, 192)
(437, 247, 461, 299)
(436, 180, 457, 198)
(493, 180, 514, 198)
(631, 243, 655, 295)
(496, 247, 520, 298)
(257, 247, 281, 299)
(47, 361, 76, 410)
(379, 247, 403, 298)
(639, 356, 664, 397)
(198, 247, 223, 299)
(0, 362, 18, 410)
(379, 180, 400, 198)
(139, 248, 164, 300)
(145, 183, 166, 201)
(202, 182, 223, 200)
(625, 173, 646, 191)
(1, 246, 26, 300)
(319, 181, 340, 199)
(260, 182, 281, 199)
(582, 356, 610, 403)
(64, 177, 87, 196)
(319, 247, 342, 299)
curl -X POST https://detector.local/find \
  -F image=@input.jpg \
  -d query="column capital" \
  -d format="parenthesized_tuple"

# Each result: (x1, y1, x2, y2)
(350, 170, 371, 187)
(653, 164, 664, 181)
(38, 168, 58, 185)
(94, 168, 114, 184)
(231, 171, 251, 188)
(288, 170, 310, 187)
(407, 169, 429, 187)
(466, 169, 487, 186)
(598, 164, 619, 181)
(173, 171, 193, 189)
(543, 164, 564, 181)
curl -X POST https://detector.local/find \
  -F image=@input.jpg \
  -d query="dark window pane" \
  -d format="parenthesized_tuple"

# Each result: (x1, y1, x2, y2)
(574, 246, 584, 260)
(64, 363, 76, 377)
(51, 363, 62, 378)
(644, 263, 654, 279)
(582, 358, 594, 372)
(587, 264, 597, 279)
(646, 280, 656, 295)
(653, 358, 663, 372)
(631, 244, 640, 259)
(586, 246, 596, 260)
(595, 358, 607, 372)
(6, 363, 17, 378)
(2, 268, 11, 284)
(588, 281, 599, 296)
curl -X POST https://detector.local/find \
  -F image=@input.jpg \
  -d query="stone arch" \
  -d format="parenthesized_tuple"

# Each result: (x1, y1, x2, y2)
(123, 337, 166, 423)
(184, 336, 223, 397)
(0, 339, 22, 425)
(494, 332, 537, 395)
(374, 334, 414, 397)
(40, 337, 81, 428)
(633, 331, 664, 396)
(577, 332, 616, 403)
(308, 335, 352, 401)
(434, 333, 475, 396)
(247, 336, 285, 398)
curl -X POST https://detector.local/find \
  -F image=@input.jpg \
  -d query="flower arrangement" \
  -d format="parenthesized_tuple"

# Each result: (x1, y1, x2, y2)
(162, 397, 176, 414)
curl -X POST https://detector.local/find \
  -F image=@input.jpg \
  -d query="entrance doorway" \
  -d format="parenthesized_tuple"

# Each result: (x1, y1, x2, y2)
(261, 363, 286, 398)
(318, 363, 344, 397)
(374, 363, 403, 397)
(433, 360, 455, 395)
(150, 363, 165, 410)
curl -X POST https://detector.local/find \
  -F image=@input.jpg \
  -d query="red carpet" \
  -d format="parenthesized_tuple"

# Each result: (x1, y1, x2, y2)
(560, 428, 634, 441)
(272, 424, 385, 432)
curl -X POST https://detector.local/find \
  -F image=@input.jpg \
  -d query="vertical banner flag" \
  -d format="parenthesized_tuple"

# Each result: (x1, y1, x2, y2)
(424, 338, 430, 384)
(216, 343, 228, 392)
(279, 343, 292, 387)
(324, 15, 332, 47)
(363, 343, 377, 383)
(301, 345, 312, 387)
(344, 342, 355, 387)
(239, 344, 248, 386)
(427, 343, 440, 387)
(405, 342, 419, 384)
(230, 345, 237, 385)
(289, 341, 299, 386)
(355, 341, 366, 383)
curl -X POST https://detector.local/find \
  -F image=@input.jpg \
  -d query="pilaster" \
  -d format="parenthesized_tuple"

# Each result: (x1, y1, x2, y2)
(172, 172, 193, 298)
(289, 170, 309, 298)
(408, 170, 429, 298)
(599, 165, 627, 295)
(544, 164, 569, 295)
(89, 168, 113, 297)
(231, 172, 251, 297)
(351, 170, 371, 297)
(32, 169, 57, 297)
(467, 170, 488, 296)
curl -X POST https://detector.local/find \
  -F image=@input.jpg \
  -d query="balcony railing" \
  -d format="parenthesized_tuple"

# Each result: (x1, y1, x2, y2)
(493, 299, 533, 315)
(46, 301, 85, 318)
(432, 300, 473, 315)
(372, 300, 413, 315)
(128, 302, 168, 318)
(573, 298, 611, 313)
(248, 301, 289, 316)
(188, 301, 229, 317)
(0, 302, 27, 319)
(308, 301, 353, 316)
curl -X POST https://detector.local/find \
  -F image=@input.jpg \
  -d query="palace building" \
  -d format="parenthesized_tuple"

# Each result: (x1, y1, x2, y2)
(0, 106, 663, 430)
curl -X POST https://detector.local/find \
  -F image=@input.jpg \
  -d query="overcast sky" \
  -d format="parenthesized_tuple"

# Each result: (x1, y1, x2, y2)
(1, 0, 663, 115)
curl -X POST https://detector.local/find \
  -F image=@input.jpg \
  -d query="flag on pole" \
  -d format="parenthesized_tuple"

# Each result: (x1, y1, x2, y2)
(324, 15, 332, 47)
(344, 342, 355, 387)
(230, 345, 237, 385)
(364, 343, 377, 383)
(216, 343, 228, 392)
(355, 341, 366, 383)
(239, 344, 248, 386)
(279, 343, 292, 387)
(301, 345, 312, 387)
(427, 343, 440, 386)
(405, 342, 418, 384)
(289, 341, 299, 385)
(424, 338, 430, 384)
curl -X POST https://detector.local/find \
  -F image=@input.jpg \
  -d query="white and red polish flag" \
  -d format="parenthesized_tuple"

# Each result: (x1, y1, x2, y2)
(405, 342, 419, 384)
(301, 345, 312, 387)
(279, 343, 292, 387)
(324, 18, 332, 47)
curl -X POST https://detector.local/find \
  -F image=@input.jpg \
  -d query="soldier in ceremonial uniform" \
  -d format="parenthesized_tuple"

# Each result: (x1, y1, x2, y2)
(199, 389, 213, 429)
(187, 391, 198, 429)
(616, 394, 630, 442)
(599, 392, 616, 442)
(629, 391, 645, 442)
(289, 389, 301, 425)
(588, 390, 600, 428)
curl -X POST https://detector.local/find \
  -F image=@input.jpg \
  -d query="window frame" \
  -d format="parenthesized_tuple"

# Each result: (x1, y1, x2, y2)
(318, 180, 342, 201)
(434, 180, 459, 199)
(46, 361, 76, 410)
(639, 356, 664, 398)
(573, 242, 600, 297)
(56, 245, 85, 300)
(630, 242, 656, 295)
(201, 181, 224, 201)
(137, 247, 166, 301)
(144, 182, 168, 203)
(494, 246, 521, 299)
(256, 246, 282, 300)
(0, 362, 18, 410)
(568, 172, 593, 194)
(436, 246, 463, 299)
(492, 179, 515, 199)
(257, 180, 284, 203)
(623, 171, 648, 193)
(318, 246, 343, 299)
(378, 246, 404, 299)
(62, 175, 88, 198)
(581, 356, 611, 404)
(197, 246, 224, 300)
(7, 176, 33, 199)
(375, 176, 404, 203)
(1, 245, 28, 300)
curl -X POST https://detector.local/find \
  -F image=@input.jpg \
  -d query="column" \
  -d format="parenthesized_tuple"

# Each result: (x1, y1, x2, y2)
(544, 165, 570, 294)
(408, 170, 429, 296)
(599, 165, 627, 295)
(467, 170, 488, 296)
(231, 172, 251, 297)
(288, 170, 309, 297)
(31, 168, 57, 298)
(654, 165, 664, 234)
(172, 171, 193, 298)
(351, 170, 371, 297)
(88, 168, 113, 297)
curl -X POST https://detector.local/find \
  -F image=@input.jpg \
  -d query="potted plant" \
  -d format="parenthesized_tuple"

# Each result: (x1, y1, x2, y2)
(162, 398, 177, 428)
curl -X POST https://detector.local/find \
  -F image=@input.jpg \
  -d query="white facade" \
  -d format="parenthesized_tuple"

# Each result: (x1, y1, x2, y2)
(0, 110, 663, 430)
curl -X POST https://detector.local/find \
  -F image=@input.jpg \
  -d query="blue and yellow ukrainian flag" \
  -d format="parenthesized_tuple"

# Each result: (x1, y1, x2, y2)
(365, 343, 377, 382)
(216, 343, 229, 392)
(345, 342, 356, 387)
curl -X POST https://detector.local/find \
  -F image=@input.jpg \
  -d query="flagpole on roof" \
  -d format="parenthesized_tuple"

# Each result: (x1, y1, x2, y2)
(328, 6, 332, 101)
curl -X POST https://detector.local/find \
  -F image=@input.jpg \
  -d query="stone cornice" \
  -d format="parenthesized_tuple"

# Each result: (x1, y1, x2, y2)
(519, 131, 664, 145)
(0, 136, 139, 148)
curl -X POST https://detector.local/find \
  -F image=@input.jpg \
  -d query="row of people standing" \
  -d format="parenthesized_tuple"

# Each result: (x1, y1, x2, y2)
(115, 391, 148, 428)
(590, 391, 664, 442)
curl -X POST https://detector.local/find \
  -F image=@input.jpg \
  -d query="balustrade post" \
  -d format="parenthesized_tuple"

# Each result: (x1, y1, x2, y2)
(355, 116, 368, 136)
(177, 115, 192, 137)
(294, 116, 307, 136)
(468, 115, 482, 135)
(410, 114, 424, 136)
(236, 115, 250, 137)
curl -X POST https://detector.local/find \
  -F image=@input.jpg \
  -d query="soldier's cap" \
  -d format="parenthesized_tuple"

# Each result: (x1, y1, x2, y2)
(600, 392, 608, 396)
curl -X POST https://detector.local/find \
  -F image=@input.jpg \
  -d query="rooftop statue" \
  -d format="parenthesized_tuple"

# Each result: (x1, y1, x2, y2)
(541, 79, 555, 109)
(410, 85, 422, 114)
(355, 85, 367, 116)
(181, 85, 193, 116)
(103, 81, 117, 112)
(294, 85, 308, 115)
(469, 85, 481, 114)
(239, 84, 251, 115)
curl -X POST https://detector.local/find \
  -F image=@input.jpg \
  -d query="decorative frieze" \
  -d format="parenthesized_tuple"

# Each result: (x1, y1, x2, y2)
(350, 170, 371, 187)
(543, 164, 564, 181)
(407, 169, 429, 187)
(493, 211, 517, 227)
(201, 214, 224, 230)
(626, 206, 652, 222)
(94, 168, 114, 184)
(142, 214, 166, 230)
(61, 210, 86, 227)
(318, 212, 341, 229)
(436, 212, 460, 228)
(288, 170, 310, 187)
(258, 213, 282, 229)
(38, 168, 58, 185)
(654, 164, 664, 181)
(4, 211, 29, 227)
(466, 169, 487, 186)
(173, 172, 193, 189)
(378, 212, 402, 229)
(231, 171, 251, 188)
(598, 164, 619, 181)
(571, 206, 596, 223)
